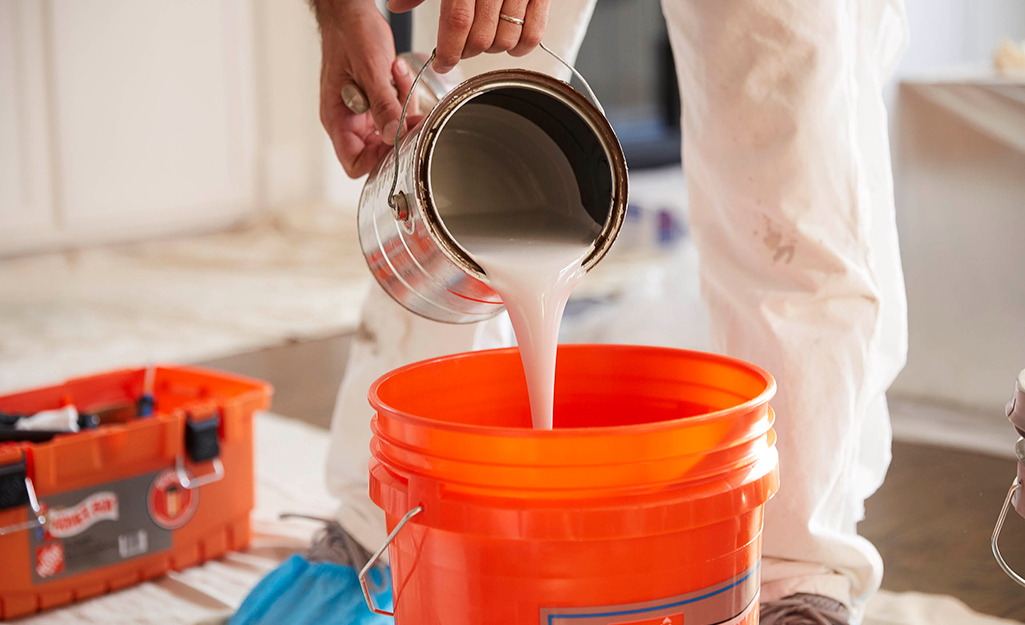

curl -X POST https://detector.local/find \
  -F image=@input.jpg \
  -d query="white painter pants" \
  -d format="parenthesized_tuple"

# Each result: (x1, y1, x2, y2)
(327, 0, 908, 619)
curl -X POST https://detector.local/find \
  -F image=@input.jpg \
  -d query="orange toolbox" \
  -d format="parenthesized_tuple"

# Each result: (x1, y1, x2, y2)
(0, 366, 272, 620)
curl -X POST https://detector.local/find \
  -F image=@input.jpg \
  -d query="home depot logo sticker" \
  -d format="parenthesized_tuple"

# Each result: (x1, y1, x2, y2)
(46, 492, 119, 538)
(147, 469, 198, 530)
(35, 542, 65, 578)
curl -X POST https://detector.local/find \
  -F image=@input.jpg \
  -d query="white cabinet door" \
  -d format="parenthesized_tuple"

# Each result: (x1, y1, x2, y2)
(0, 0, 56, 251)
(0, 0, 257, 255)
(50, 0, 257, 242)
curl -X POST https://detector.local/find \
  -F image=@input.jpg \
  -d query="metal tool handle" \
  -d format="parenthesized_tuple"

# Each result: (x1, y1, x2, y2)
(0, 477, 47, 537)
(358, 505, 423, 616)
(378, 45, 606, 218)
(992, 477, 1025, 588)
(176, 456, 224, 489)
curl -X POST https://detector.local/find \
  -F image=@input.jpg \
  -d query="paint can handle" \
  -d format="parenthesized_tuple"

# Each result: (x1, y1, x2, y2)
(388, 50, 439, 214)
(538, 42, 605, 115)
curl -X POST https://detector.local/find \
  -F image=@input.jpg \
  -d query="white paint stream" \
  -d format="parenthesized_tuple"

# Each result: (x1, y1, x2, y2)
(432, 102, 602, 429)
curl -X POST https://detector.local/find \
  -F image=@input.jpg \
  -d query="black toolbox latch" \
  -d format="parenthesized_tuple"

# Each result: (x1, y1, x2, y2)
(185, 414, 220, 463)
(0, 457, 29, 510)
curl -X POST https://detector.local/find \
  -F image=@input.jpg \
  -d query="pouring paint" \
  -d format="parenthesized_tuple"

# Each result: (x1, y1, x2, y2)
(356, 54, 629, 428)
(432, 102, 602, 429)
(357, 60, 628, 325)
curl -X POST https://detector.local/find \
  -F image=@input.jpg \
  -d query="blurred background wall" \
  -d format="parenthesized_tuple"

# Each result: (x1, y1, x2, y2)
(0, 0, 340, 259)
(889, 0, 1025, 412)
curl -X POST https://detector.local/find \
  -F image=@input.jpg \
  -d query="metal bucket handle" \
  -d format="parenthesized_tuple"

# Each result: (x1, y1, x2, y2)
(993, 477, 1025, 587)
(993, 371, 1025, 587)
(358, 505, 424, 616)
(387, 44, 607, 218)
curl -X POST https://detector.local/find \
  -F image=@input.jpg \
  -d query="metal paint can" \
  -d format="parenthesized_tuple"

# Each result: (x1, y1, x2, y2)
(357, 50, 629, 324)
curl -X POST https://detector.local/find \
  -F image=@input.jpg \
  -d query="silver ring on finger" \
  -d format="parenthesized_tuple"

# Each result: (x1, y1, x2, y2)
(499, 13, 524, 26)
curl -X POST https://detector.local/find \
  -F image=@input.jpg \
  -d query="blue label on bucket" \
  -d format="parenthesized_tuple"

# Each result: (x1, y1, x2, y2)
(539, 564, 759, 625)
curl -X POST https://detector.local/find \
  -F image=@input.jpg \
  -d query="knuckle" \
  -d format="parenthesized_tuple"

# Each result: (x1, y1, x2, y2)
(492, 34, 516, 52)
(522, 30, 542, 47)
(466, 32, 491, 53)
(371, 99, 393, 119)
(445, 6, 474, 31)
(436, 50, 459, 67)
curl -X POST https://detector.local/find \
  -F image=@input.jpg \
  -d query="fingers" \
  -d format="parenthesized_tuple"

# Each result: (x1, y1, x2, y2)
(321, 91, 381, 178)
(355, 56, 405, 144)
(386, 0, 427, 11)
(463, 0, 503, 59)
(320, 61, 421, 179)
(509, 0, 548, 57)
(434, 0, 474, 73)
(488, 0, 528, 54)
(336, 134, 390, 178)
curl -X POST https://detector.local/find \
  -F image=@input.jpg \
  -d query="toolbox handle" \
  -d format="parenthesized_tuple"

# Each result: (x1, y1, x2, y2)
(175, 412, 225, 490)
(175, 456, 224, 490)
(0, 476, 47, 537)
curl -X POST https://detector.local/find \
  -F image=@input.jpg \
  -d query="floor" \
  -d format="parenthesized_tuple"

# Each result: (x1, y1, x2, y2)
(0, 208, 371, 395)
(201, 333, 1025, 622)
(861, 443, 1025, 621)
(201, 334, 354, 431)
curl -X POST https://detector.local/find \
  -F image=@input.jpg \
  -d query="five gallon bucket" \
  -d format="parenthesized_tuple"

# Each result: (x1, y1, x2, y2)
(367, 344, 779, 625)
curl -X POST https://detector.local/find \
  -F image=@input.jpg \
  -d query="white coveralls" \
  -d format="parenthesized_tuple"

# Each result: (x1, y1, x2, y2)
(327, 1, 909, 621)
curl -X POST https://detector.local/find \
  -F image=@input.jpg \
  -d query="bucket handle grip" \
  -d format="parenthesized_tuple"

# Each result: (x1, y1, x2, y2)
(388, 43, 606, 217)
(359, 505, 424, 616)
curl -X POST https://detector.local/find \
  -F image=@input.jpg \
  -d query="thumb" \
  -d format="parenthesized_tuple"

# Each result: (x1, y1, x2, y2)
(386, 0, 426, 13)
(358, 65, 404, 146)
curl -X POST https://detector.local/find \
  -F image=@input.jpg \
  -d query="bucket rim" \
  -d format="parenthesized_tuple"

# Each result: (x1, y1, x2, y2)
(368, 344, 776, 438)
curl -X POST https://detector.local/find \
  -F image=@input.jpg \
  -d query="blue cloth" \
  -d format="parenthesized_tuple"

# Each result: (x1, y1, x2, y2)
(229, 554, 393, 625)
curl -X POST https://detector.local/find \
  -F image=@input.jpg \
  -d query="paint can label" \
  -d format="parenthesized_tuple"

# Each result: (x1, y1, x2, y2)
(540, 565, 759, 625)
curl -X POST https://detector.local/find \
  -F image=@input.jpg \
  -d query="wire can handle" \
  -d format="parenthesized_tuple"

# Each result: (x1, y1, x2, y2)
(358, 505, 423, 616)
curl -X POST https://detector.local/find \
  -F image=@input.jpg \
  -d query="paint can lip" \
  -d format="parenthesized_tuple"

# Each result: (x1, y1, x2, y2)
(414, 69, 630, 283)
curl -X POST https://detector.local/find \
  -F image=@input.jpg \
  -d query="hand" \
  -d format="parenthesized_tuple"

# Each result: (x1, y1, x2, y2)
(387, 0, 551, 73)
(314, 1, 421, 178)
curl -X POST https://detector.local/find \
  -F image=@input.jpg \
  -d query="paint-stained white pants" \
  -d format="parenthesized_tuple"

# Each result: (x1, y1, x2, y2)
(327, 1, 908, 621)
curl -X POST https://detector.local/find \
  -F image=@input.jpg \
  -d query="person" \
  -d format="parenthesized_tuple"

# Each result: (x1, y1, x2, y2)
(311, 1, 910, 624)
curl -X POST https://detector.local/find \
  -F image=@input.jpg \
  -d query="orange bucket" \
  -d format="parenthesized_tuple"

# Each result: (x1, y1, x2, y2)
(366, 344, 778, 625)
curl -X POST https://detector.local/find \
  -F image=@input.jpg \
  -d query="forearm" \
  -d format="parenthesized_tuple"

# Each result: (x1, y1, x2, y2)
(309, 0, 377, 30)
